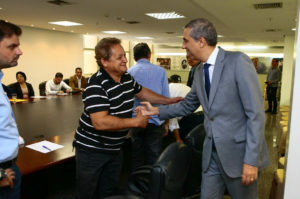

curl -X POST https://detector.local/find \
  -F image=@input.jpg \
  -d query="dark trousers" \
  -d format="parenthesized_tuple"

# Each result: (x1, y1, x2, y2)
(267, 86, 278, 112)
(130, 123, 164, 172)
(75, 147, 123, 199)
(0, 162, 21, 199)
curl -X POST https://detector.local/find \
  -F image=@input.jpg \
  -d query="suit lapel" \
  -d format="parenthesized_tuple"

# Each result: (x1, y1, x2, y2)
(208, 47, 226, 109)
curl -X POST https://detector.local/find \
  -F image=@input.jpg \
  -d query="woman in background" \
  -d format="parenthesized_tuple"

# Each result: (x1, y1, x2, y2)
(9, 71, 34, 98)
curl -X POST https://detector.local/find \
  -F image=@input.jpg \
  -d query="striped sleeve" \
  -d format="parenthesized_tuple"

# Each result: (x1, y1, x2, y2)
(83, 83, 110, 114)
(131, 76, 142, 94)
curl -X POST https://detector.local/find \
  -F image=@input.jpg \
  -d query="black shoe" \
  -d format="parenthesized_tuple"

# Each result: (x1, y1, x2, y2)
(265, 109, 272, 113)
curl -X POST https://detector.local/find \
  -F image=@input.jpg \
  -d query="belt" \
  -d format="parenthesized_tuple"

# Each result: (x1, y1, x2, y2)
(0, 158, 17, 169)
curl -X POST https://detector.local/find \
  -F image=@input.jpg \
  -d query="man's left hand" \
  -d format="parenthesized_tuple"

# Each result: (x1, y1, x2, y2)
(241, 163, 258, 186)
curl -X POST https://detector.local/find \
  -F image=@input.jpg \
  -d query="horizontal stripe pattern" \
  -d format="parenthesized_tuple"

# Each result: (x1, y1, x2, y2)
(73, 68, 142, 153)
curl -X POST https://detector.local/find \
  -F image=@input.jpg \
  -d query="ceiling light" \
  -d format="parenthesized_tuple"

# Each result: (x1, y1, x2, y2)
(146, 12, 185, 20)
(217, 35, 224, 38)
(71, 30, 74, 33)
(102, 31, 126, 34)
(238, 45, 267, 50)
(221, 46, 236, 50)
(52, 27, 55, 30)
(292, 28, 296, 31)
(136, 37, 153, 40)
(30, 24, 34, 27)
(48, 21, 83, 26)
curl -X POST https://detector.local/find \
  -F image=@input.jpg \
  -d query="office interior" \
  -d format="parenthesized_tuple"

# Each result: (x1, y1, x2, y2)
(1, 0, 300, 198)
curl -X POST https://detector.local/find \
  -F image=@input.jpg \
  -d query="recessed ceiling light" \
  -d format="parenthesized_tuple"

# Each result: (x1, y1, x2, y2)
(102, 31, 126, 34)
(30, 24, 34, 27)
(136, 37, 153, 40)
(292, 28, 296, 31)
(48, 21, 83, 26)
(146, 12, 185, 20)
(71, 30, 74, 33)
(0, 7, 2, 10)
(217, 35, 224, 38)
(52, 27, 56, 30)
(238, 45, 267, 50)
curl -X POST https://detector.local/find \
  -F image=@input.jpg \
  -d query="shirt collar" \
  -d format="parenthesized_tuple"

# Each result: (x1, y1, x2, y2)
(205, 47, 219, 66)
(0, 70, 3, 81)
(99, 67, 127, 84)
(137, 58, 150, 64)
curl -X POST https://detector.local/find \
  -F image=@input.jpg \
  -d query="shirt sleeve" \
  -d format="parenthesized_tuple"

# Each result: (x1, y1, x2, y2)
(83, 83, 110, 114)
(161, 70, 170, 97)
(62, 81, 72, 91)
(131, 76, 142, 94)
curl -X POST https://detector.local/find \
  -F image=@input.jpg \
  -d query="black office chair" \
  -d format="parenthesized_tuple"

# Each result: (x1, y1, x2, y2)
(127, 142, 193, 199)
(182, 124, 206, 197)
(63, 78, 69, 85)
(39, 81, 47, 96)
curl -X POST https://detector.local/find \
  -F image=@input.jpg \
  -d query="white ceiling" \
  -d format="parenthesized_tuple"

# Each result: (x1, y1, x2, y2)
(0, 0, 297, 47)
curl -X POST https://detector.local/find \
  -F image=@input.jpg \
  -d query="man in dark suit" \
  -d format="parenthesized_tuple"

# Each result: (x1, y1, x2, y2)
(138, 18, 269, 199)
(186, 54, 200, 87)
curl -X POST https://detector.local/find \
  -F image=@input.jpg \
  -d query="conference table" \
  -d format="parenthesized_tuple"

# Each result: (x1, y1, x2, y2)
(11, 94, 84, 175)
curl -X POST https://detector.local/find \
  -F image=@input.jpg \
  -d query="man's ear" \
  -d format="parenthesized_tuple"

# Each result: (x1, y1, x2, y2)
(101, 58, 107, 68)
(198, 37, 207, 48)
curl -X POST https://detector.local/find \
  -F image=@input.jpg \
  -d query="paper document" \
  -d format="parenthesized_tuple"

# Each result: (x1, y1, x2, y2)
(30, 96, 47, 98)
(26, 140, 64, 153)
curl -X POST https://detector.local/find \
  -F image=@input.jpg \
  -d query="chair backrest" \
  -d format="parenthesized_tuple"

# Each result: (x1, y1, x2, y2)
(39, 81, 47, 96)
(182, 124, 206, 197)
(128, 142, 192, 199)
(63, 78, 69, 85)
(148, 142, 192, 199)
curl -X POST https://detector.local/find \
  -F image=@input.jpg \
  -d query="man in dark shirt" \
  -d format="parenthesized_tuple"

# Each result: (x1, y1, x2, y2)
(73, 37, 182, 199)
(265, 58, 281, 114)
(186, 54, 200, 87)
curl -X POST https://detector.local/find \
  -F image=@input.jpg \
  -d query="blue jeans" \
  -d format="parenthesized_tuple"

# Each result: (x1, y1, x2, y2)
(130, 123, 164, 172)
(75, 147, 123, 199)
(0, 162, 21, 199)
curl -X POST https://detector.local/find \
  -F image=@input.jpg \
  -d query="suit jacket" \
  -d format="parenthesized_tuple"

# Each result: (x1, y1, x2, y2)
(159, 47, 269, 178)
(9, 82, 35, 99)
(69, 75, 87, 91)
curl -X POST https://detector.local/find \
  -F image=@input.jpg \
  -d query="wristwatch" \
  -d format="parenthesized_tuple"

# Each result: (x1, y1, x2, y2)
(0, 168, 6, 181)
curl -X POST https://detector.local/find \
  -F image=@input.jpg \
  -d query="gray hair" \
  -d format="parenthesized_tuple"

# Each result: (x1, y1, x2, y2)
(185, 18, 217, 46)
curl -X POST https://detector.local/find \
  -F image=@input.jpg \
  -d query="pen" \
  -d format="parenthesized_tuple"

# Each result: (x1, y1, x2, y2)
(42, 145, 52, 151)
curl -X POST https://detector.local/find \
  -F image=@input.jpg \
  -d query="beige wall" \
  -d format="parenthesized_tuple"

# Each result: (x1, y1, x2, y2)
(2, 26, 83, 94)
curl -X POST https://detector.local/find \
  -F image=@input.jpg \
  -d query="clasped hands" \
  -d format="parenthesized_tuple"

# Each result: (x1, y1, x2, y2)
(0, 168, 15, 188)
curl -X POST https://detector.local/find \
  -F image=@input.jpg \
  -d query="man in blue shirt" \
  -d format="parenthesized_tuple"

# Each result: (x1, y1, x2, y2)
(128, 43, 170, 171)
(0, 20, 23, 198)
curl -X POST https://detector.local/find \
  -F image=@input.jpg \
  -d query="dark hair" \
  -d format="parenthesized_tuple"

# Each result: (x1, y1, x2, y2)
(169, 74, 181, 83)
(185, 18, 217, 46)
(133, 43, 151, 61)
(75, 67, 82, 72)
(95, 38, 121, 67)
(16, 71, 26, 81)
(55, 72, 63, 78)
(0, 20, 22, 42)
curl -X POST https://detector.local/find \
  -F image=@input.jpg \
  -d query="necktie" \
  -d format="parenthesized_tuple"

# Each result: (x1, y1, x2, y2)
(204, 63, 211, 99)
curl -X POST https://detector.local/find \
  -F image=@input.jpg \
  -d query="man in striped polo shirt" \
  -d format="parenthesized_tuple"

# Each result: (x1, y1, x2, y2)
(73, 38, 182, 199)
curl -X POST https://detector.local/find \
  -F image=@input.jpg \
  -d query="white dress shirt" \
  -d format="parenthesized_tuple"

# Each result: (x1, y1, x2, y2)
(46, 79, 72, 95)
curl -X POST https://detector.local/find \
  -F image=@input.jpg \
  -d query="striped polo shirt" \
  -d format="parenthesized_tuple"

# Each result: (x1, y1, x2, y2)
(73, 67, 142, 153)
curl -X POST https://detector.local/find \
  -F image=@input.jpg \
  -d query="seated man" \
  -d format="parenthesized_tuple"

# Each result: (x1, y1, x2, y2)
(45, 72, 71, 95)
(69, 67, 87, 91)
(168, 75, 203, 143)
